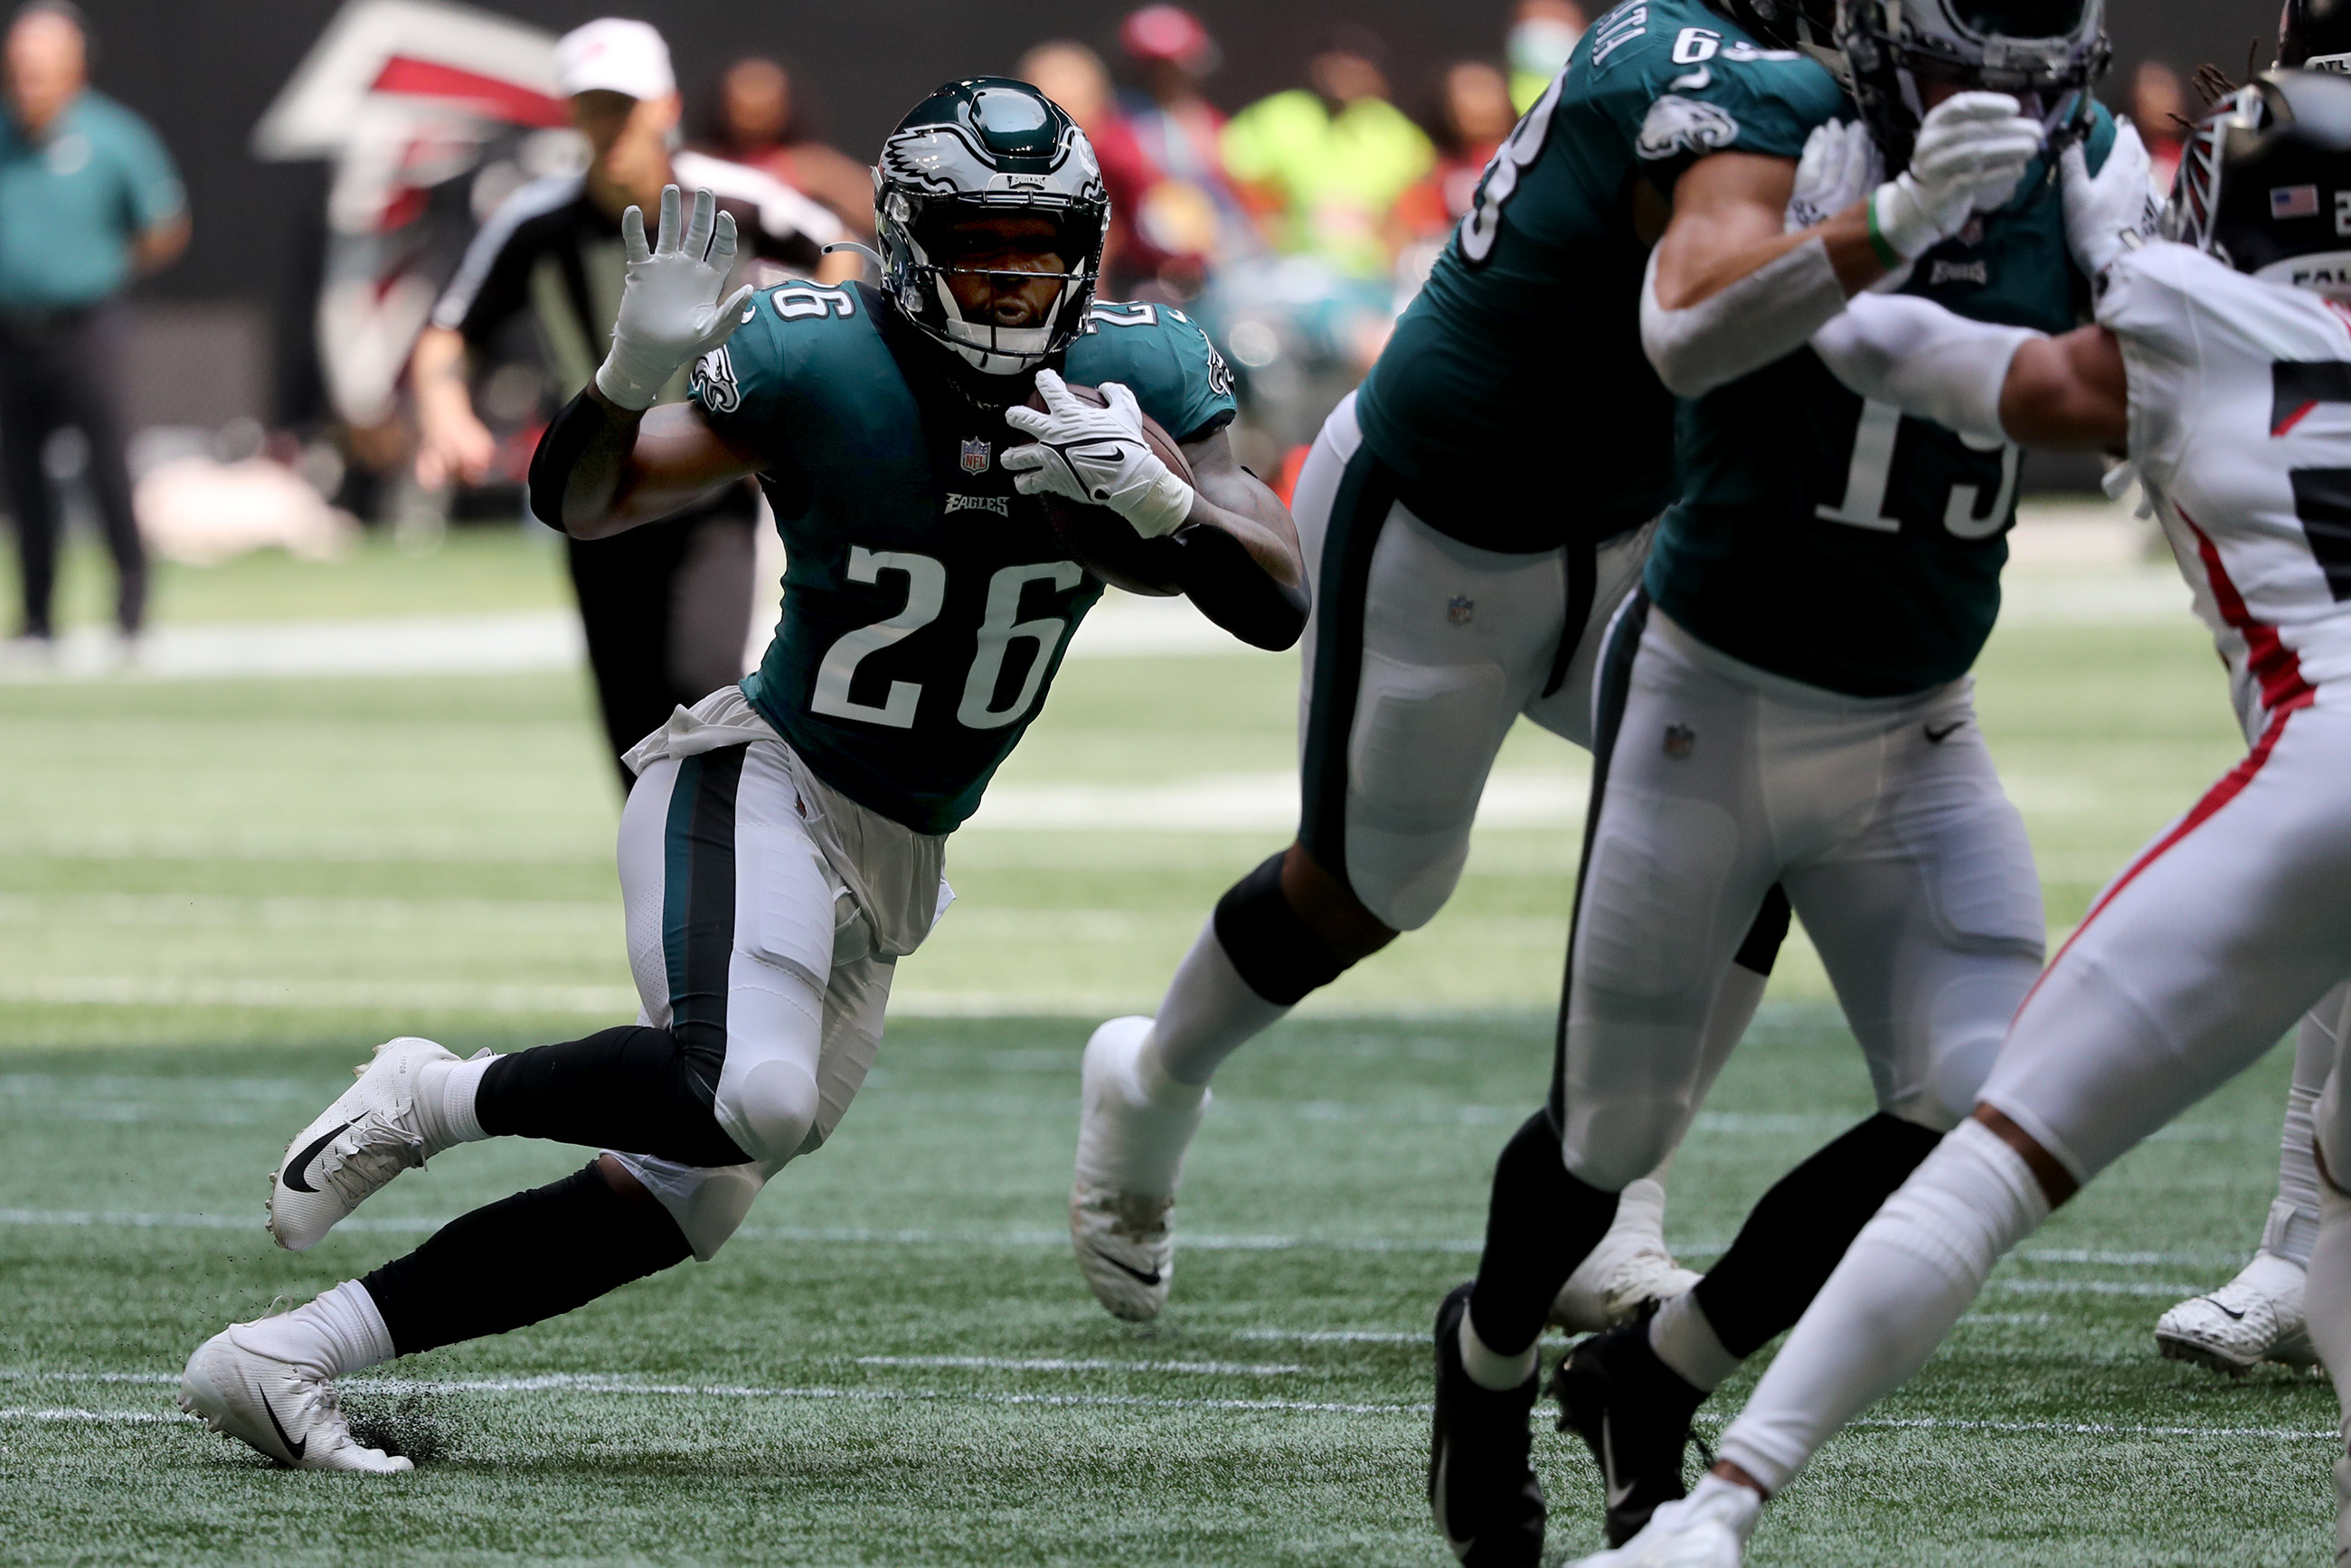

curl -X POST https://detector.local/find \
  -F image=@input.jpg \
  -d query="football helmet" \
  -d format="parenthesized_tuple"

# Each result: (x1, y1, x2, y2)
(1840, 0, 2110, 171)
(2165, 68, 2351, 299)
(2280, 0, 2351, 73)
(873, 78, 1109, 376)
(1709, 0, 1845, 78)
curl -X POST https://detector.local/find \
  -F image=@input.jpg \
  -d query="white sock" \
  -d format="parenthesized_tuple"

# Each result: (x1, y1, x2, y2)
(1459, 1311, 1537, 1392)
(239, 1280, 396, 1378)
(2271, 998, 2338, 1267)
(1715, 1119, 2050, 1494)
(2306, 1181, 2351, 1562)
(1650, 1289, 1741, 1393)
(1078, 1023, 1208, 1197)
(1144, 920, 1291, 1089)
(413, 1053, 494, 1151)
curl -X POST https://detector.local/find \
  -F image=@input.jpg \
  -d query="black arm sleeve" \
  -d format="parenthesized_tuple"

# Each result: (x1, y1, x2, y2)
(526, 388, 613, 530)
(1169, 521, 1309, 652)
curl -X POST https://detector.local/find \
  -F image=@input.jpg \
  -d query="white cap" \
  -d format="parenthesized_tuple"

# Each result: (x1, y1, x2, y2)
(554, 18, 675, 101)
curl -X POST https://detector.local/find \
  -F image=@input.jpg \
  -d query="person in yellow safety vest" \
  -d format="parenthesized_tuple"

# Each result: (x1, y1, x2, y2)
(1219, 28, 1432, 279)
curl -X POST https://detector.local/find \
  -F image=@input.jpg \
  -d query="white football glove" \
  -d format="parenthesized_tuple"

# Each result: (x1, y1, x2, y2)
(1871, 92, 2047, 261)
(1002, 370, 1196, 539)
(2061, 118, 2161, 278)
(1786, 119, 1882, 233)
(595, 184, 757, 411)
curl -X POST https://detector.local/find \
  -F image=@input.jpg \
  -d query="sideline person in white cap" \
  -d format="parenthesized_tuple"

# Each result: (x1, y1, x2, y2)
(410, 17, 853, 783)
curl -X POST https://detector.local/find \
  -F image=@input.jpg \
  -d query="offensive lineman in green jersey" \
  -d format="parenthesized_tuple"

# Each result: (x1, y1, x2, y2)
(1066, 0, 2044, 1377)
(1428, 2, 2110, 1563)
(1432, 0, 2120, 1563)
(174, 80, 1305, 1475)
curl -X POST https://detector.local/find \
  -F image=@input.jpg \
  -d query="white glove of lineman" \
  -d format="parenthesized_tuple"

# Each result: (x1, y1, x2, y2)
(595, 184, 756, 411)
(1871, 92, 2047, 261)
(2061, 118, 2161, 278)
(1002, 369, 1196, 539)
(1786, 119, 1883, 233)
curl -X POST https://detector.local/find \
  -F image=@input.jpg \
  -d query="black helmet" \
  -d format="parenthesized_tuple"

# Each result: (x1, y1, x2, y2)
(2166, 68, 2351, 298)
(2280, 0, 2351, 71)
(1707, 0, 1845, 74)
(872, 78, 1109, 376)
(1840, 0, 2110, 171)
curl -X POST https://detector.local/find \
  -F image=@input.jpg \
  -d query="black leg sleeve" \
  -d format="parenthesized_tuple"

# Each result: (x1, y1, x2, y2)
(1466, 1110, 1622, 1357)
(475, 1024, 749, 1167)
(362, 1161, 692, 1356)
(1691, 1111, 1945, 1360)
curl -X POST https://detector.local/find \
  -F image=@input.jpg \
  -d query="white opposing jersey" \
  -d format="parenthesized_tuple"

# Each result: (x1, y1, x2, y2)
(2102, 242, 2351, 737)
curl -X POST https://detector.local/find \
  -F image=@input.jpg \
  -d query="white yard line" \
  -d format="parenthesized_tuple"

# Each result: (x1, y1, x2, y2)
(854, 1355, 1303, 1377)
(2, 1368, 2336, 1445)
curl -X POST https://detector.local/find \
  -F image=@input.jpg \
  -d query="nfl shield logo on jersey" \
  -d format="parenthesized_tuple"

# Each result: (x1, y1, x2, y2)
(960, 438, 992, 475)
(1447, 595, 1475, 626)
(1663, 723, 1696, 759)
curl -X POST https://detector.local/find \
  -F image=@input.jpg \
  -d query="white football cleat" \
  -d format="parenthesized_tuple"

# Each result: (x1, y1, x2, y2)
(1552, 1178, 1702, 1335)
(178, 1325, 411, 1473)
(2155, 1252, 2317, 1374)
(269, 1036, 458, 1252)
(1567, 1474, 1760, 1567)
(1071, 1015, 1206, 1322)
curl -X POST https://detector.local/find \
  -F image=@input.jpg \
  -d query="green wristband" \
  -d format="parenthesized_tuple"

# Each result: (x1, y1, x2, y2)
(1865, 190, 1906, 271)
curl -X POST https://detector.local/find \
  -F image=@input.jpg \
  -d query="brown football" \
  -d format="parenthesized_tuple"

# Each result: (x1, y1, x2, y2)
(1021, 382, 1193, 596)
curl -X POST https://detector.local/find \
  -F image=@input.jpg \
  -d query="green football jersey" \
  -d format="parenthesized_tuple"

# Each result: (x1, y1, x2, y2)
(1647, 108, 2119, 697)
(693, 281, 1236, 834)
(1352, 0, 1844, 551)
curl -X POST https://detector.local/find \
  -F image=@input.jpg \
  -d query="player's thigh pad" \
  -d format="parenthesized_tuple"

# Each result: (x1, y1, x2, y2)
(712, 741, 845, 1167)
(1519, 517, 1657, 750)
(1985, 698, 2351, 1185)
(1789, 689, 2045, 1130)
(1310, 518, 1568, 930)
(1561, 620, 1780, 1189)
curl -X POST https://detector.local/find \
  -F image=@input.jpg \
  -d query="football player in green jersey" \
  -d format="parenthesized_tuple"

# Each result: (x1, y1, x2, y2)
(1067, 0, 2051, 1385)
(174, 80, 1305, 1475)
(1416, 1, 2113, 1562)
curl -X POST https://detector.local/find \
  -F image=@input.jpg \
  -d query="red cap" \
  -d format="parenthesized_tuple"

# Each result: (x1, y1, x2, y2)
(1119, 5, 1214, 68)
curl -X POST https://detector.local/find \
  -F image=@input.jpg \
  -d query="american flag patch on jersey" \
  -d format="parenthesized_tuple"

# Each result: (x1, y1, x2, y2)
(2273, 184, 2321, 219)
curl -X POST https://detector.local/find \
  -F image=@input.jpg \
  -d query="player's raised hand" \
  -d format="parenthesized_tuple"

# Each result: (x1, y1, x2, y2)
(2060, 119, 2160, 278)
(595, 185, 757, 411)
(1871, 92, 2047, 263)
(1004, 370, 1195, 539)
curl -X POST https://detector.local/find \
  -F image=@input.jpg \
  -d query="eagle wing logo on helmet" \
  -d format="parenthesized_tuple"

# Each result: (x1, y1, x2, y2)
(1636, 96, 1743, 161)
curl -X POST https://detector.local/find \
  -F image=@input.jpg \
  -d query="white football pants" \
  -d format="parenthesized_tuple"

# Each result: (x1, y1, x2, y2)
(1720, 689, 2351, 1496)
(604, 736, 901, 1260)
(1559, 608, 2045, 1191)
(1292, 391, 1654, 930)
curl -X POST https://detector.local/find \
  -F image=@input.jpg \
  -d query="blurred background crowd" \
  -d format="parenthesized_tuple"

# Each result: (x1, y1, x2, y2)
(0, 0, 2265, 674)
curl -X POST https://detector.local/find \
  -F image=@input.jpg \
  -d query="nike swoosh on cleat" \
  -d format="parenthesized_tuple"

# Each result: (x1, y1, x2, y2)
(2214, 1303, 2248, 1321)
(280, 1122, 351, 1195)
(260, 1385, 307, 1462)
(1084, 1244, 1163, 1288)
(1601, 1411, 1634, 1511)
(1924, 721, 1966, 743)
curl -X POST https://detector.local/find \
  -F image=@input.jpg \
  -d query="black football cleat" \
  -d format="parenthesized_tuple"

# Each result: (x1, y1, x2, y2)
(1430, 1282, 1545, 1567)
(1551, 1313, 1709, 1546)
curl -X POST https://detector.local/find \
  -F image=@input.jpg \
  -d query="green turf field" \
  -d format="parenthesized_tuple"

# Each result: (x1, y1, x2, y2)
(0, 520, 2335, 1564)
